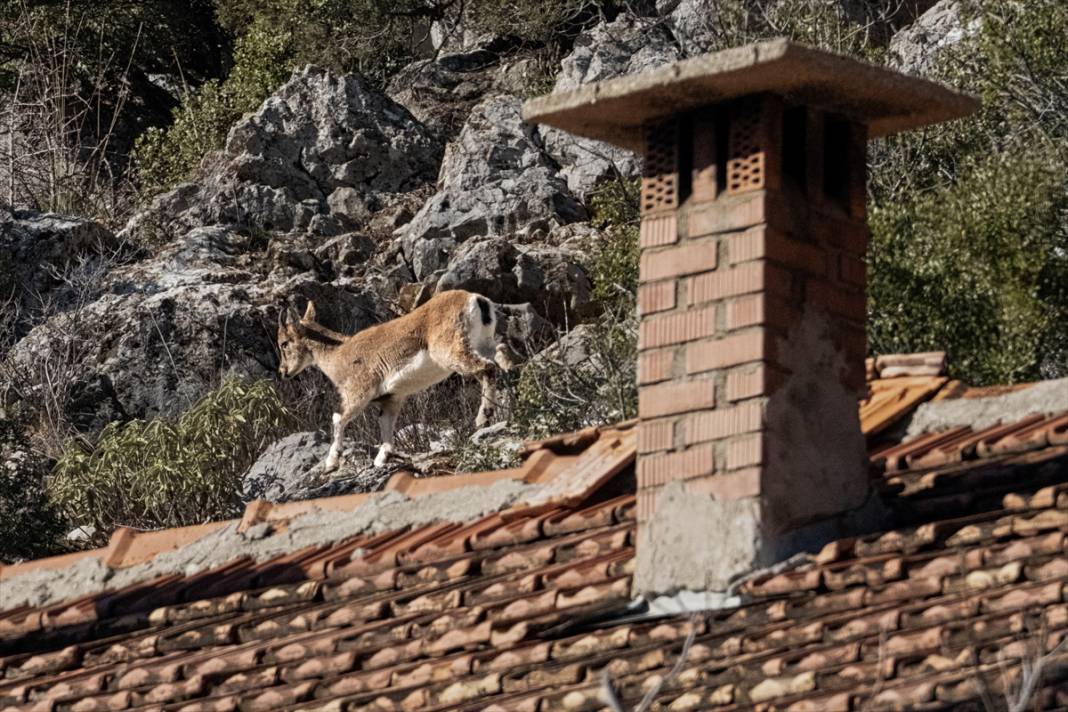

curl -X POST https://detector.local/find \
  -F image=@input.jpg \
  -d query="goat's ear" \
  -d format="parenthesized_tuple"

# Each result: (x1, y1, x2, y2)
(302, 300, 317, 323)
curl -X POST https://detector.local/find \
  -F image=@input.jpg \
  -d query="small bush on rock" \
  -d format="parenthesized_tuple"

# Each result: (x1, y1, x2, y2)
(513, 306, 638, 438)
(509, 176, 640, 438)
(50, 378, 293, 536)
(0, 417, 68, 563)
(587, 178, 640, 307)
(134, 22, 293, 196)
(450, 436, 522, 473)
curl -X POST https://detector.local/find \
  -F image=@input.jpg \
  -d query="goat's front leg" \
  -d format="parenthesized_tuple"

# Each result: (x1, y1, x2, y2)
(323, 411, 348, 472)
(374, 395, 407, 468)
(324, 397, 367, 472)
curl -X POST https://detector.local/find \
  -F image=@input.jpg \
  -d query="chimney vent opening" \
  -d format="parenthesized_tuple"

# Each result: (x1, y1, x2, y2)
(823, 115, 852, 209)
(782, 106, 808, 192)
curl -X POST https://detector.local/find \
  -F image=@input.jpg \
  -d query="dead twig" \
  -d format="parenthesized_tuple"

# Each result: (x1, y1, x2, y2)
(601, 613, 701, 712)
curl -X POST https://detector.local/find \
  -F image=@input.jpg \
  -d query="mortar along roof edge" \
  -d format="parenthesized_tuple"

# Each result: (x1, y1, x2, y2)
(0, 423, 634, 584)
(0, 364, 959, 583)
(522, 38, 980, 149)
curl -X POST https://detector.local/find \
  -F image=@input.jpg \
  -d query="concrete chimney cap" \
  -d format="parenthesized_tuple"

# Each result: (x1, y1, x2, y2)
(522, 38, 979, 150)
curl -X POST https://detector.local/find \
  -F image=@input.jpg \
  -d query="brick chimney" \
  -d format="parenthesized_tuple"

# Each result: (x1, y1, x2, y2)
(524, 40, 977, 594)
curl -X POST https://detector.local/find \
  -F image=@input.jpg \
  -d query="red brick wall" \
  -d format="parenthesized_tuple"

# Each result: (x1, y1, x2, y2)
(636, 96, 869, 525)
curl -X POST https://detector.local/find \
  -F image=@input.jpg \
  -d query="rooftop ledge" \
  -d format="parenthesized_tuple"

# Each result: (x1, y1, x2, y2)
(522, 38, 979, 150)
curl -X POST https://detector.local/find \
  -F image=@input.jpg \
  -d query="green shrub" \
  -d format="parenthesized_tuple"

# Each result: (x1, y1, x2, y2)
(461, 0, 599, 45)
(869, 147, 1068, 383)
(868, 0, 1068, 383)
(513, 307, 638, 438)
(687, 0, 1068, 384)
(0, 418, 68, 563)
(450, 437, 522, 473)
(134, 21, 293, 196)
(50, 378, 293, 536)
(587, 178, 640, 307)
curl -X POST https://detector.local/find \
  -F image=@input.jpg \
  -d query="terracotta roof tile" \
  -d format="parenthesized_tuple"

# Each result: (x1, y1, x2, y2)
(4, 370, 1068, 710)
(860, 375, 948, 437)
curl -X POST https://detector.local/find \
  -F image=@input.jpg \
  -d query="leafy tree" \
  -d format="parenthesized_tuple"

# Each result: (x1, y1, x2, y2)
(680, 0, 1068, 383)
(868, 0, 1068, 382)
(133, 19, 294, 196)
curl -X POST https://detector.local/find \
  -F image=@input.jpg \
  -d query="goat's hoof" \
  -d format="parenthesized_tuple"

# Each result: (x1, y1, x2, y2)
(323, 456, 340, 472)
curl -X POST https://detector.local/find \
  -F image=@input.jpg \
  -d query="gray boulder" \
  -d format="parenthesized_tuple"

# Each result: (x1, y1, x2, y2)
(662, 0, 735, 58)
(242, 426, 470, 503)
(436, 237, 593, 323)
(387, 59, 495, 141)
(0, 208, 120, 344)
(539, 15, 679, 200)
(495, 303, 554, 359)
(888, 0, 977, 76)
(242, 431, 331, 502)
(387, 37, 520, 141)
(429, 15, 500, 56)
(666, 0, 940, 59)
(534, 323, 600, 370)
(123, 66, 442, 241)
(400, 94, 586, 280)
(552, 14, 679, 93)
(5, 226, 392, 431)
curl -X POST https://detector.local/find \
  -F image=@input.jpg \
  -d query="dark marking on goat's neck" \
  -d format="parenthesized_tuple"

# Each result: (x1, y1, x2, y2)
(301, 322, 345, 347)
(476, 296, 492, 326)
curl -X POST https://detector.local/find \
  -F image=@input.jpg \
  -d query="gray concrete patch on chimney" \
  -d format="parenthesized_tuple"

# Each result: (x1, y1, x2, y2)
(1, 479, 535, 612)
(633, 310, 884, 597)
(634, 479, 886, 599)
(904, 378, 1068, 438)
(635, 480, 767, 594)
(764, 309, 869, 528)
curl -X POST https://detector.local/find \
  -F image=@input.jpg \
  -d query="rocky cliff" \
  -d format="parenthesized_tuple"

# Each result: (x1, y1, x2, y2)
(1, 1, 966, 510)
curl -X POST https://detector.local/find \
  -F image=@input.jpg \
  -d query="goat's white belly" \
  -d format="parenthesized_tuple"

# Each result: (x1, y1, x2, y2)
(382, 350, 450, 396)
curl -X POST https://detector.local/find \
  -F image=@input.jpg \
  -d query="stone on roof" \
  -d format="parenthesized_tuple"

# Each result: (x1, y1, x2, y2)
(522, 39, 979, 150)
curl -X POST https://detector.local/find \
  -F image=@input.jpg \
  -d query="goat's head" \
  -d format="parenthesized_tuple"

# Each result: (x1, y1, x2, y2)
(276, 301, 318, 379)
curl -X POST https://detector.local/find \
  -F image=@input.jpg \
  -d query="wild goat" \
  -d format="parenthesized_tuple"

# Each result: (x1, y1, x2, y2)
(277, 289, 514, 470)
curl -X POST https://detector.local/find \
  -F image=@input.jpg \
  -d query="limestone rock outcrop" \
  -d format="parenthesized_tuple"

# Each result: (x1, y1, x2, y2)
(123, 66, 443, 241)
(400, 93, 586, 281)
(889, 0, 976, 76)
(539, 15, 679, 199)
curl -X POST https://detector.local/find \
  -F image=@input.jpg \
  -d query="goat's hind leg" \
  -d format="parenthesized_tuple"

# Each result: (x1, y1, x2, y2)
(448, 345, 506, 429)
(474, 370, 503, 428)
(374, 395, 407, 468)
